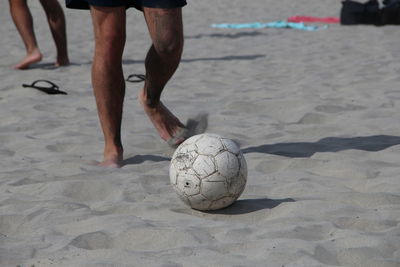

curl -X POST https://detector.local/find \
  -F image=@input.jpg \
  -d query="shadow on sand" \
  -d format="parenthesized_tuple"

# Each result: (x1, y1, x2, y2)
(122, 113, 208, 166)
(242, 135, 400, 158)
(122, 154, 170, 166)
(122, 54, 265, 65)
(206, 197, 296, 215)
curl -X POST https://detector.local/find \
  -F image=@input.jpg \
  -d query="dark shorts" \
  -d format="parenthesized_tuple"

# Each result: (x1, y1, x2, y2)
(66, 0, 187, 10)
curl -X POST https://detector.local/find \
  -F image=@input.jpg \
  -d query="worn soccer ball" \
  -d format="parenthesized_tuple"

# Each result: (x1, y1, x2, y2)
(169, 133, 247, 211)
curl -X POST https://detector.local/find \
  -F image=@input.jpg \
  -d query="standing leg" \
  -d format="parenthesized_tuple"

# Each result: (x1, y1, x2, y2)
(90, 5, 126, 167)
(139, 7, 186, 145)
(39, 0, 69, 67)
(8, 0, 42, 69)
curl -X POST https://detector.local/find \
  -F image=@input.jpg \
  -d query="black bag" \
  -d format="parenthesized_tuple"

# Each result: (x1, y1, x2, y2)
(381, 0, 400, 24)
(340, 0, 382, 25)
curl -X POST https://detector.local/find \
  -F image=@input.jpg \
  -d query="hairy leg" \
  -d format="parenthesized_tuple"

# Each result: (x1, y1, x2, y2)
(90, 5, 126, 167)
(139, 7, 185, 143)
(9, 0, 42, 69)
(40, 0, 69, 67)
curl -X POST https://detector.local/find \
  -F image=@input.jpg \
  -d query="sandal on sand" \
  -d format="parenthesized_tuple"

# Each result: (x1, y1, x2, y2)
(23, 80, 67, 95)
(126, 74, 146, 83)
(167, 127, 189, 148)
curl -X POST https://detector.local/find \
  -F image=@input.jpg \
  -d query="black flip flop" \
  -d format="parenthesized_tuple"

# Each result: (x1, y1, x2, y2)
(22, 80, 67, 95)
(126, 74, 145, 83)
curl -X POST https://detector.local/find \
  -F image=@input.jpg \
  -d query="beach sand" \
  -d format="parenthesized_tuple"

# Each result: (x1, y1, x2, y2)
(0, 0, 399, 266)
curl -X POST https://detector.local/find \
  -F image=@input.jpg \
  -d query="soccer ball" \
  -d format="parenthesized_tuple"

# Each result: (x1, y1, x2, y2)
(169, 133, 247, 211)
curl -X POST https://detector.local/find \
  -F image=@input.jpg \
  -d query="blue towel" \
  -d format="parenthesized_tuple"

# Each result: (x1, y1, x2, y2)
(211, 21, 327, 31)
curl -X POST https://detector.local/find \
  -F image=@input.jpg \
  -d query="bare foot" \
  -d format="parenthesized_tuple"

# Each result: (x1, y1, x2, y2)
(97, 158, 121, 168)
(138, 88, 185, 142)
(97, 146, 123, 168)
(14, 50, 42, 70)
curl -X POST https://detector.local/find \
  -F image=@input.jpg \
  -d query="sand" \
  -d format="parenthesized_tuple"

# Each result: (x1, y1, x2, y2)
(0, 0, 399, 266)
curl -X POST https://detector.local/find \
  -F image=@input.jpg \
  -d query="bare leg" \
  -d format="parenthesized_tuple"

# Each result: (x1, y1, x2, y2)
(39, 0, 69, 67)
(90, 6, 126, 168)
(9, 0, 42, 69)
(139, 7, 185, 144)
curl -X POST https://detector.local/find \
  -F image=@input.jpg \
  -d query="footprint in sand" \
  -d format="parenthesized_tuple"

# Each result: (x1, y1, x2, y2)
(69, 231, 111, 250)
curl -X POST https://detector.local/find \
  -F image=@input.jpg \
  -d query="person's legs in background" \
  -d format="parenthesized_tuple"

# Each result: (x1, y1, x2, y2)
(9, 0, 42, 69)
(39, 0, 70, 67)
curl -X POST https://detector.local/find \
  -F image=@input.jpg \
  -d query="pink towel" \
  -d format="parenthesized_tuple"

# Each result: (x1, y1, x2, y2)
(287, 16, 340, 24)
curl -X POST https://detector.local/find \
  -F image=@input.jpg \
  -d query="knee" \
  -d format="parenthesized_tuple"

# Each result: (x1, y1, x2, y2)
(95, 30, 125, 58)
(153, 35, 183, 57)
(97, 28, 125, 45)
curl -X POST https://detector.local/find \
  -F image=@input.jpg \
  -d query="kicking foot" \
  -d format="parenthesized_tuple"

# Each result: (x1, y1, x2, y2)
(139, 88, 187, 147)
(166, 127, 189, 148)
(14, 50, 42, 70)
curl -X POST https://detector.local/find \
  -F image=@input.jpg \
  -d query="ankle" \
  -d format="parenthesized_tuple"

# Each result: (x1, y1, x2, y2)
(104, 144, 123, 157)
(27, 47, 41, 56)
(56, 57, 70, 67)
